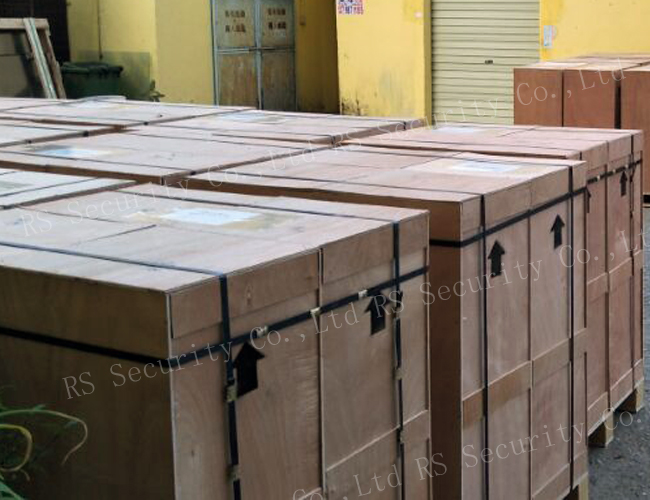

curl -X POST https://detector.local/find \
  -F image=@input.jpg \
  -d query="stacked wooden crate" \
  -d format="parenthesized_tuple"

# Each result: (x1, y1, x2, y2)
(0, 96, 644, 499)
(0, 183, 431, 499)
(140, 109, 423, 145)
(0, 130, 325, 183)
(183, 147, 588, 500)
(515, 54, 650, 195)
(353, 124, 645, 441)
(0, 97, 249, 128)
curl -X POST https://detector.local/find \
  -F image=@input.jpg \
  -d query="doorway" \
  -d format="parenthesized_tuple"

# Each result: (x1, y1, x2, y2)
(213, 0, 296, 111)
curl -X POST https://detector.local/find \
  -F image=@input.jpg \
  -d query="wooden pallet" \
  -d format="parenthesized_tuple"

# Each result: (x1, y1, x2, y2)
(589, 380, 646, 448)
(565, 474, 589, 500)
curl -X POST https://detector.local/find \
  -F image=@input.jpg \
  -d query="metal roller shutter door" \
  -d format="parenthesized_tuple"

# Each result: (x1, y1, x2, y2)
(432, 0, 539, 124)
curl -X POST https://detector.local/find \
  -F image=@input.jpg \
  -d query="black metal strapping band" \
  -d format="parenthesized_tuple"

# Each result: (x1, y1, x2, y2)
(429, 187, 587, 249)
(479, 194, 490, 500)
(392, 223, 406, 500)
(0, 263, 427, 371)
(568, 169, 575, 488)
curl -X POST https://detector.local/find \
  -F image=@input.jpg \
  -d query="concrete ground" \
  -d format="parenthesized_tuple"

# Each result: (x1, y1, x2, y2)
(588, 210, 650, 499)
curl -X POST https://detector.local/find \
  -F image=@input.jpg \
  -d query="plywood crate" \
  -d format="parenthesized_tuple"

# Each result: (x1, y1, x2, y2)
(352, 124, 644, 434)
(184, 148, 588, 500)
(2, 97, 249, 128)
(514, 56, 650, 128)
(516, 54, 650, 196)
(0, 185, 430, 499)
(0, 119, 110, 147)
(0, 168, 132, 209)
(622, 64, 650, 194)
(141, 109, 423, 145)
(0, 129, 326, 184)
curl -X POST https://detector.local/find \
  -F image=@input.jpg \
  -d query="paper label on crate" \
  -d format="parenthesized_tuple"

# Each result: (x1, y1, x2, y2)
(0, 181, 31, 192)
(29, 146, 115, 160)
(159, 208, 263, 226)
(450, 161, 519, 174)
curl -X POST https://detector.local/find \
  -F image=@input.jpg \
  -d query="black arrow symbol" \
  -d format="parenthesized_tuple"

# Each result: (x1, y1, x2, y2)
(488, 241, 505, 277)
(234, 342, 265, 398)
(620, 171, 628, 197)
(551, 215, 566, 249)
(366, 293, 388, 335)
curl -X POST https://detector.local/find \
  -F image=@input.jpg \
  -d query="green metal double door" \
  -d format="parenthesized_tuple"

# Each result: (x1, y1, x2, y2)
(214, 0, 296, 110)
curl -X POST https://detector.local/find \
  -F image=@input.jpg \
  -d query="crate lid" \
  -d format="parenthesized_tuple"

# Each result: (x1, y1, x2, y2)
(0, 185, 427, 360)
(345, 123, 639, 173)
(188, 146, 583, 242)
(149, 110, 423, 145)
(4, 97, 250, 128)
(0, 131, 326, 183)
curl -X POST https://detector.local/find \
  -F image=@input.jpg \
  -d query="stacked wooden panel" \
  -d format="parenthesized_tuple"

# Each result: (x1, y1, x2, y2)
(183, 148, 587, 500)
(0, 184, 430, 499)
(1, 97, 249, 128)
(352, 124, 645, 438)
(143, 109, 423, 145)
(0, 129, 325, 183)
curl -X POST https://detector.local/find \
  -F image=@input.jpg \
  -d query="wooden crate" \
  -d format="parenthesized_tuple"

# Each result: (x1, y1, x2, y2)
(3, 97, 249, 128)
(0, 185, 430, 499)
(514, 56, 650, 128)
(0, 129, 326, 184)
(622, 65, 650, 194)
(514, 61, 585, 126)
(0, 119, 110, 147)
(352, 124, 644, 435)
(0, 168, 132, 209)
(144, 109, 423, 145)
(184, 148, 588, 500)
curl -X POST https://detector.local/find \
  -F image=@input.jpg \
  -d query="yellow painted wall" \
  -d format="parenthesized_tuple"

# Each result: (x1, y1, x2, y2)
(296, 0, 339, 113)
(541, 0, 650, 60)
(155, 0, 215, 104)
(336, 0, 429, 119)
(67, 0, 158, 100)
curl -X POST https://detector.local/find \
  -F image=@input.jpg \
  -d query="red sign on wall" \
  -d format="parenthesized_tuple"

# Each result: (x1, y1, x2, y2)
(338, 0, 364, 15)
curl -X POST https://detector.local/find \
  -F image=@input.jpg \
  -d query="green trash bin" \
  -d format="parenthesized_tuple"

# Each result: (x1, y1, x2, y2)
(61, 62, 124, 99)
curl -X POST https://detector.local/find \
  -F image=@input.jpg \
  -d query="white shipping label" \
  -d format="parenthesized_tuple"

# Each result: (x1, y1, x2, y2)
(450, 161, 519, 174)
(160, 208, 262, 226)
